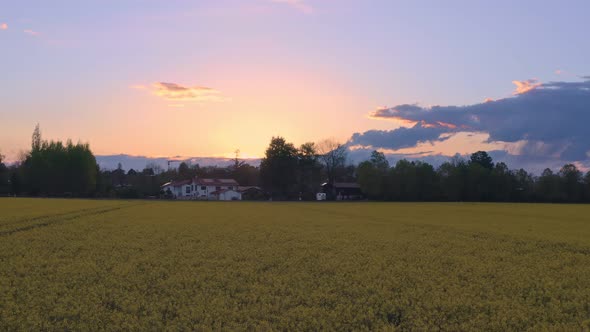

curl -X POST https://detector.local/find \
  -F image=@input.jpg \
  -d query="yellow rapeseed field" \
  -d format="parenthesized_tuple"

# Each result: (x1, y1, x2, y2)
(1, 198, 589, 330)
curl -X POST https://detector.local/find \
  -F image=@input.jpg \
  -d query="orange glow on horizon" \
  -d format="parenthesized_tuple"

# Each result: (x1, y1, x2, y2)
(94, 61, 365, 161)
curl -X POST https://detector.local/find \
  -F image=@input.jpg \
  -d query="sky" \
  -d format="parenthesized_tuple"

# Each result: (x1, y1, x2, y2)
(1, 0, 589, 171)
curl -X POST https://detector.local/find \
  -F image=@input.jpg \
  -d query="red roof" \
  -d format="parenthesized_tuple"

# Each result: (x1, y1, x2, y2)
(161, 177, 239, 188)
(195, 178, 239, 186)
(161, 179, 191, 188)
(237, 186, 262, 192)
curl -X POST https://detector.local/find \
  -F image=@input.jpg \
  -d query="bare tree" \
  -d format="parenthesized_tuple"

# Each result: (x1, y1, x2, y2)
(316, 138, 347, 183)
(145, 162, 164, 175)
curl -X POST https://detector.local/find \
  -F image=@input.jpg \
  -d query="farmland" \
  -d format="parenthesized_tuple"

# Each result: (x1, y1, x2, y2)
(1, 199, 590, 330)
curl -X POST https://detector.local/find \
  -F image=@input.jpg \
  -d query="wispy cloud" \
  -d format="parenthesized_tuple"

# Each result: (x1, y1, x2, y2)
(23, 29, 40, 37)
(153, 82, 222, 101)
(269, 0, 314, 14)
(132, 82, 225, 103)
(0, 23, 7, 30)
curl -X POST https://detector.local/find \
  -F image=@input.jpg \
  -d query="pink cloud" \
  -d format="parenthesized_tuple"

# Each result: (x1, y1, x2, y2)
(0, 23, 7, 30)
(512, 79, 541, 95)
(132, 82, 226, 103)
(152, 82, 222, 101)
(24, 29, 40, 36)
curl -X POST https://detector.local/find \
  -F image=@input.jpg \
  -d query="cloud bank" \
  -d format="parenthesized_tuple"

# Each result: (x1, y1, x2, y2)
(351, 123, 452, 151)
(351, 79, 590, 163)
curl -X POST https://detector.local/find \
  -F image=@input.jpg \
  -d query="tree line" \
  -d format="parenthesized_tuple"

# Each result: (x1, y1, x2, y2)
(259, 137, 352, 200)
(1, 125, 98, 197)
(1, 128, 590, 202)
(357, 150, 590, 203)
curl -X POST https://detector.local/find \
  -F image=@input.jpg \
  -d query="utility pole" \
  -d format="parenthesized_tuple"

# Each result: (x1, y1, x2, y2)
(234, 149, 240, 169)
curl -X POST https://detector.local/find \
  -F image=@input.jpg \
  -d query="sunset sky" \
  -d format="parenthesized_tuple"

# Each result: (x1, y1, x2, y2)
(1, 0, 589, 170)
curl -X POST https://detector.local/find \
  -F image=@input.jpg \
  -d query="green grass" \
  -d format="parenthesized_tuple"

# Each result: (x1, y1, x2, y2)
(1, 198, 590, 331)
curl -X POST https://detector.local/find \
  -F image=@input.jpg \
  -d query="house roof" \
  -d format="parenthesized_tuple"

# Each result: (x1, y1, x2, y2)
(176, 179, 193, 187)
(195, 178, 239, 186)
(334, 182, 360, 188)
(161, 179, 191, 188)
(321, 182, 361, 189)
(161, 177, 240, 188)
(237, 186, 262, 192)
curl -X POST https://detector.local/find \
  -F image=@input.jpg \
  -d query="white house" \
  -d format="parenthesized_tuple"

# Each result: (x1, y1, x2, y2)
(160, 179, 192, 199)
(161, 177, 241, 200)
(212, 189, 242, 201)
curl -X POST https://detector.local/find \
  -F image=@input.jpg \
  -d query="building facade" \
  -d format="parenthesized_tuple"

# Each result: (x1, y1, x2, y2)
(161, 177, 241, 200)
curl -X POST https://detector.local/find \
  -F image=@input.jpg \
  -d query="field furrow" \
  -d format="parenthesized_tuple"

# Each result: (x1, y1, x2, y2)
(0, 205, 133, 236)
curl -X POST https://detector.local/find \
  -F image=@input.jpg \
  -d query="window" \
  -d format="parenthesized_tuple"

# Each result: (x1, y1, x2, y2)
(201, 186, 206, 190)
(186, 186, 191, 194)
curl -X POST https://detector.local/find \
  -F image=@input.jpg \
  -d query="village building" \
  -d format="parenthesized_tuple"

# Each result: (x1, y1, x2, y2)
(161, 177, 241, 200)
(321, 182, 363, 200)
(237, 186, 266, 200)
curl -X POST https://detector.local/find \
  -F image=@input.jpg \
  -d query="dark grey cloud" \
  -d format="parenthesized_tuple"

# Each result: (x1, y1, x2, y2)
(350, 79, 590, 161)
(350, 123, 451, 150)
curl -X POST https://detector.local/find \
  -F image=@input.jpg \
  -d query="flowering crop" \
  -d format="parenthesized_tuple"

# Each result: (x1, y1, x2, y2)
(1, 199, 589, 330)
